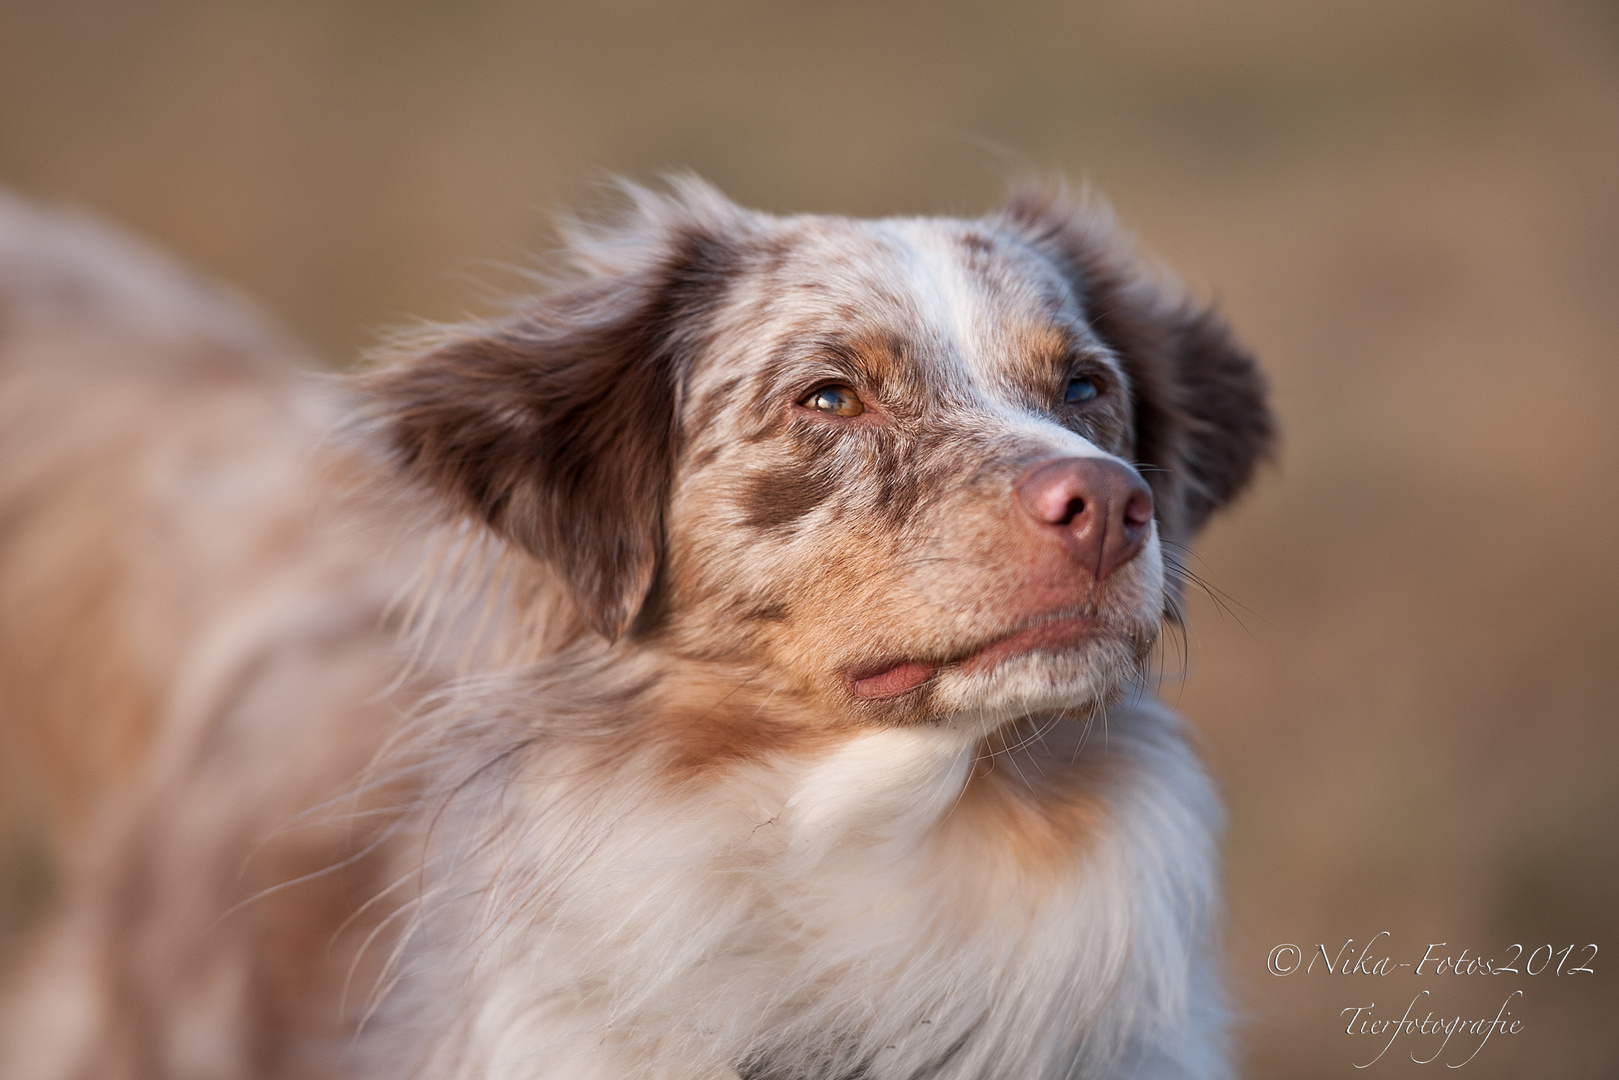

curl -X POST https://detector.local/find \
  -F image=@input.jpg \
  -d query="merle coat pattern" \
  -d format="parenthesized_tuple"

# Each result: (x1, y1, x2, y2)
(0, 179, 1270, 1080)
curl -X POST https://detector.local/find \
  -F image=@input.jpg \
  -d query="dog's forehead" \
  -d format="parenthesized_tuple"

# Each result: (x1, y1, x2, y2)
(734, 213, 1106, 387)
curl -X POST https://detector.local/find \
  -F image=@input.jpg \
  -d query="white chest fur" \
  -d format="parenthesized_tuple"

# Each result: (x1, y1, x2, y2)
(405, 699, 1227, 1080)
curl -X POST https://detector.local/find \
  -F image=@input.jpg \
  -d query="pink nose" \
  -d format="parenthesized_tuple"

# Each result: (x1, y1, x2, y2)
(1015, 457, 1155, 581)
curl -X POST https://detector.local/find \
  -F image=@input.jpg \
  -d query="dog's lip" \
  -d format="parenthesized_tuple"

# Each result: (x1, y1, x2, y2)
(847, 660, 940, 700)
(846, 611, 1101, 701)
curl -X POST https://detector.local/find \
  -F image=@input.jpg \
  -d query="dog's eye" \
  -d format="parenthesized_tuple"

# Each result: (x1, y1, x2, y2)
(801, 385, 865, 417)
(1063, 377, 1101, 404)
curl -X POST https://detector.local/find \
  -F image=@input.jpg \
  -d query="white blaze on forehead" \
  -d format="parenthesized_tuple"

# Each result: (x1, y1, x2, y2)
(871, 218, 1115, 462)
(872, 219, 992, 386)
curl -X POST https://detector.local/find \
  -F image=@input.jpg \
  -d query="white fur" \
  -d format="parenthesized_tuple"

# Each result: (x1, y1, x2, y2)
(380, 694, 1226, 1080)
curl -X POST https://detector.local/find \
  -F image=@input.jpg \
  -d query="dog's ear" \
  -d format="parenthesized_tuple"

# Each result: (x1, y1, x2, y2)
(363, 183, 745, 640)
(996, 186, 1274, 543)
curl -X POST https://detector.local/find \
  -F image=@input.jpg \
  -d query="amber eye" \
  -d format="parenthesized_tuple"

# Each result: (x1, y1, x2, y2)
(1063, 376, 1100, 404)
(801, 385, 865, 417)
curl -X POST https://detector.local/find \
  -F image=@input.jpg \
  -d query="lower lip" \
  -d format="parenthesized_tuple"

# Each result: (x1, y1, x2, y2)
(848, 615, 1099, 701)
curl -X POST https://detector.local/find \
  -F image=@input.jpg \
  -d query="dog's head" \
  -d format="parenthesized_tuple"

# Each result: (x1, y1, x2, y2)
(367, 180, 1271, 732)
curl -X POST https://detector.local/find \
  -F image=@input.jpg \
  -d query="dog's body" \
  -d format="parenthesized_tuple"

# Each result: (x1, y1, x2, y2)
(0, 181, 1270, 1079)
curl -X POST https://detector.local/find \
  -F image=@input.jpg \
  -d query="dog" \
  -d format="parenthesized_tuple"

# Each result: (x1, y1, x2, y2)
(0, 178, 1271, 1079)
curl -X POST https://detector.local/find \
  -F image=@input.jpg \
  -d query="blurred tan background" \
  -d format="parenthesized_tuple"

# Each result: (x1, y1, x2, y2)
(1, 0, 1616, 1075)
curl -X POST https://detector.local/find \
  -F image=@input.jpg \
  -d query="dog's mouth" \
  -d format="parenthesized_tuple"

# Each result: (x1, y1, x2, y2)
(846, 612, 1104, 701)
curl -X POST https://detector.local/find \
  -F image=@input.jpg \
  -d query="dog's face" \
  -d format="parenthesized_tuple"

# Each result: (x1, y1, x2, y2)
(369, 181, 1271, 734)
(663, 215, 1167, 730)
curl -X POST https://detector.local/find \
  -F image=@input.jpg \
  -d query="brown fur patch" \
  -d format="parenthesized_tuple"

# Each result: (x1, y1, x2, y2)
(363, 224, 745, 640)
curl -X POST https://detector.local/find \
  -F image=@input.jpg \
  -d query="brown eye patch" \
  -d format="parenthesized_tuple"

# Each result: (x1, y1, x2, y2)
(800, 385, 864, 417)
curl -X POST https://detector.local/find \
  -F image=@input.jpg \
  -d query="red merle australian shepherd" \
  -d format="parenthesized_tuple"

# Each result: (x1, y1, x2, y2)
(0, 178, 1271, 1080)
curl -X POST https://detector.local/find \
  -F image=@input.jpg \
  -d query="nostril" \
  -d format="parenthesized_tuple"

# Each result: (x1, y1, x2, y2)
(1123, 492, 1154, 529)
(1058, 497, 1086, 525)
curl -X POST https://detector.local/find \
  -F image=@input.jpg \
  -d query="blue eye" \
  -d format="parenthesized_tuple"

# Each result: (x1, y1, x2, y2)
(1064, 377, 1100, 404)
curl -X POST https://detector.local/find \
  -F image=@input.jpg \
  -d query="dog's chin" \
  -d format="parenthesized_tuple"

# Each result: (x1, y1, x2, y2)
(926, 633, 1150, 732)
(836, 623, 1155, 734)
(837, 599, 1162, 730)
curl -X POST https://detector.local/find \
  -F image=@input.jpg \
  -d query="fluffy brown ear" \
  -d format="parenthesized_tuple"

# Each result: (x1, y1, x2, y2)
(996, 186, 1274, 544)
(361, 186, 744, 640)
